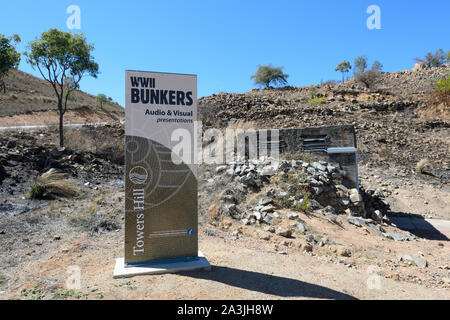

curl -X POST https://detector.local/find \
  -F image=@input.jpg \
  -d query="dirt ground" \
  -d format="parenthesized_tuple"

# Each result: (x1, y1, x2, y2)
(0, 108, 124, 127)
(0, 172, 448, 300)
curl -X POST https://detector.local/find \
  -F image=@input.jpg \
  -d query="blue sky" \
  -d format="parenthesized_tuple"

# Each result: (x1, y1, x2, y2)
(1, 0, 449, 106)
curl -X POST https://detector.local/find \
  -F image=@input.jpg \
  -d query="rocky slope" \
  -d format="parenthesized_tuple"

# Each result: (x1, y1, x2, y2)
(199, 65, 449, 179)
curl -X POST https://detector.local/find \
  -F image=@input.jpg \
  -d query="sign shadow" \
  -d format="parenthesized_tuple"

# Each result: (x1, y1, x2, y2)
(180, 265, 358, 300)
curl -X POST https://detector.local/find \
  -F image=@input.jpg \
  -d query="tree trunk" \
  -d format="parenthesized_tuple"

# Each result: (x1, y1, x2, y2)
(58, 101, 64, 148)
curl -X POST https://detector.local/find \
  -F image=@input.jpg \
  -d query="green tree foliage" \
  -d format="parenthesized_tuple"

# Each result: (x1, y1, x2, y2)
(0, 34, 21, 93)
(354, 56, 368, 75)
(25, 29, 99, 147)
(250, 65, 288, 88)
(96, 93, 107, 109)
(335, 60, 351, 83)
(414, 49, 447, 67)
(371, 60, 383, 71)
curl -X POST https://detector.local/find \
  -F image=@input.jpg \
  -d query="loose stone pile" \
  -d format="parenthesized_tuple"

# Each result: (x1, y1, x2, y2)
(211, 156, 414, 241)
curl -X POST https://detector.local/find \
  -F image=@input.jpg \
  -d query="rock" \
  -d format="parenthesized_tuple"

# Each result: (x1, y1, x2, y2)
(349, 193, 362, 204)
(240, 175, 256, 187)
(324, 205, 335, 214)
(311, 162, 327, 172)
(226, 168, 235, 176)
(279, 161, 291, 171)
(347, 216, 364, 227)
(388, 231, 408, 242)
(221, 194, 236, 203)
(336, 190, 347, 198)
(272, 211, 280, 218)
(253, 211, 262, 221)
(306, 167, 316, 175)
(215, 165, 227, 173)
(412, 253, 427, 268)
(367, 223, 385, 233)
(220, 204, 243, 219)
(372, 210, 383, 223)
(339, 248, 352, 257)
(412, 62, 429, 72)
(288, 213, 299, 220)
(277, 228, 292, 238)
(326, 164, 337, 173)
(278, 191, 289, 199)
(259, 197, 273, 206)
(253, 205, 264, 211)
(260, 205, 274, 213)
(297, 222, 306, 233)
(312, 187, 323, 195)
(336, 184, 349, 194)
(399, 253, 427, 268)
(260, 234, 271, 241)
(263, 215, 274, 224)
(6, 141, 16, 149)
(267, 226, 276, 233)
(241, 218, 250, 225)
(373, 189, 385, 198)
(260, 166, 276, 176)
(308, 199, 322, 209)
(303, 243, 313, 252)
(306, 235, 317, 244)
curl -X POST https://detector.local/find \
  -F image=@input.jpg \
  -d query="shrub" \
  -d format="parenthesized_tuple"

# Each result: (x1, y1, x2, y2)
(355, 70, 381, 89)
(430, 71, 450, 107)
(308, 85, 325, 104)
(309, 97, 326, 105)
(29, 169, 77, 199)
(298, 193, 311, 212)
(415, 159, 429, 173)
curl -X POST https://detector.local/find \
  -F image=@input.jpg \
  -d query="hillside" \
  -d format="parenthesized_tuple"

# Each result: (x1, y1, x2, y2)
(0, 64, 449, 300)
(0, 69, 124, 125)
(199, 64, 450, 175)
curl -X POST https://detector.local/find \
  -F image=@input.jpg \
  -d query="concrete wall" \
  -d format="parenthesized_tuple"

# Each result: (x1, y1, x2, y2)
(238, 125, 359, 188)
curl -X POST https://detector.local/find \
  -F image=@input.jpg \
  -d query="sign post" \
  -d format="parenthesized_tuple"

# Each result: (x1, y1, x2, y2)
(114, 70, 210, 278)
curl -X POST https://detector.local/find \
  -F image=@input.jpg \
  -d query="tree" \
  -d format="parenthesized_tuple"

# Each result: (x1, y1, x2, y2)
(0, 34, 21, 93)
(250, 65, 288, 88)
(335, 60, 352, 83)
(96, 93, 107, 109)
(354, 56, 368, 75)
(25, 29, 99, 147)
(414, 49, 446, 67)
(371, 60, 383, 72)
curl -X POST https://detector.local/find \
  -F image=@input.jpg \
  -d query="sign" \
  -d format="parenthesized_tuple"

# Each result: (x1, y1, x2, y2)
(124, 70, 198, 265)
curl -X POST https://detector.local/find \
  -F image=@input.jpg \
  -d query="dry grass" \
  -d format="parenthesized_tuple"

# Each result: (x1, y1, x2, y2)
(63, 126, 124, 164)
(29, 168, 78, 199)
(415, 159, 430, 173)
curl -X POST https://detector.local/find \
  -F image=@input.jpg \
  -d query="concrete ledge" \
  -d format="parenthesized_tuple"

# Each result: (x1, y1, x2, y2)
(113, 251, 211, 278)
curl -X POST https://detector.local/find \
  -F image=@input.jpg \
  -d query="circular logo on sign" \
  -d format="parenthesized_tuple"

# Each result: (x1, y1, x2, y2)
(129, 166, 149, 184)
